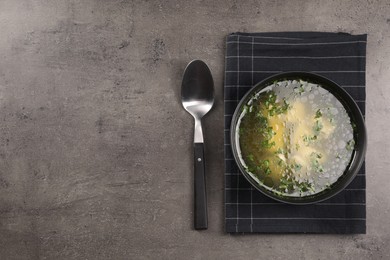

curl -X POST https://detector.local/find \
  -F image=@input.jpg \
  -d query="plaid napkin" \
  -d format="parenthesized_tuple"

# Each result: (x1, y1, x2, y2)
(224, 32, 367, 233)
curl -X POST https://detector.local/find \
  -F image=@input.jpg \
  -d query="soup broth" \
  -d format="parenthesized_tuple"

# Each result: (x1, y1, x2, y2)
(236, 79, 355, 197)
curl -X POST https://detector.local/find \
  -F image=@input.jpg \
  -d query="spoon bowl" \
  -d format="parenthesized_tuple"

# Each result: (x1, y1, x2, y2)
(181, 61, 214, 128)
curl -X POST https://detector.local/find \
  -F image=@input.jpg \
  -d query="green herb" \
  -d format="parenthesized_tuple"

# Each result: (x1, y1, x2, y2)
(255, 159, 271, 176)
(346, 139, 355, 151)
(326, 107, 335, 124)
(279, 176, 294, 191)
(311, 152, 322, 159)
(261, 91, 290, 117)
(351, 122, 357, 131)
(293, 85, 305, 94)
(246, 165, 256, 174)
(247, 154, 254, 162)
(297, 181, 315, 193)
(268, 106, 276, 116)
(280, 100, 290, 114)
(275, 148, 284, 154)
(254, 114, 270, 137)
(255, 115, 268, 135)
(313, 120, 323, 133)
(315, 109, 322, 119)
(318, 165, 324, 172)
(262, 159, 270, 168)
(257, 115, 268, 125)
(293, 163, 302, 172)
(261, 140, 276, 148)
(295, 143, 300, 151)
(303, 135, 317, 145)
(258, 126, 275, 141)
(268, 99, 290, 116)
(264, 92, 277, 108)
(279, 175, 315, 194)
(310, 152, 323, 173)
(277, 158, 286, 167)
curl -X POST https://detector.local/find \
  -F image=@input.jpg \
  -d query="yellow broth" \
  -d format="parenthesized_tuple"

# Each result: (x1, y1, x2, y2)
(236, 80, 355, 197)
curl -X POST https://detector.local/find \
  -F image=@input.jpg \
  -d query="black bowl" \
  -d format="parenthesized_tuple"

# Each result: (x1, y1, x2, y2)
(230, 72, 367, 204)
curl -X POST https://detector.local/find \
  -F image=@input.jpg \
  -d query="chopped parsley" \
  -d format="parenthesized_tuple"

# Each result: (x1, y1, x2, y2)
(261, 139, 276, 148)
(351, 122, 357, 131)
(303, 134, 317, 145)
(262, 126, 276, 140)
(293, 163, 303, 172)
(297, 181, 315, 193)
(279, 176, 315, 194)
(310, 152, 324, 173)
(277, 158, 286, 167)
(346, 139, 355, 151)
(315, 109, 322, 119)
(293, 85, 305, 94)
(264, 92, 277, 108)
(313, 120, 323, 133)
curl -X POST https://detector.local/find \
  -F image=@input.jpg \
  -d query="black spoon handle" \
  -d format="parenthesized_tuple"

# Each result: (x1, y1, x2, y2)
(194, 142, 208, 230)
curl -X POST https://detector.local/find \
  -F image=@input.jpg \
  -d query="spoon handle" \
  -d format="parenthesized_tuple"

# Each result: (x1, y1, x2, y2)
(194, 142, 208, 230)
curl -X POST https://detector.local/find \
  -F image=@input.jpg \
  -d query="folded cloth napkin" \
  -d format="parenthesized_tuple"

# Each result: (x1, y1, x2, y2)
(224, 32, 367, 233)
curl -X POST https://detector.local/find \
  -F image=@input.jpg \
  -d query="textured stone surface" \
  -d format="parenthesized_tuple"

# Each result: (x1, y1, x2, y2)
(0, 0, 389, 259)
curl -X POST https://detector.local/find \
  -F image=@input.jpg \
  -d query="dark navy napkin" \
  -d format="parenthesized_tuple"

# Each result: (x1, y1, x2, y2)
(224, 32, 367, 233)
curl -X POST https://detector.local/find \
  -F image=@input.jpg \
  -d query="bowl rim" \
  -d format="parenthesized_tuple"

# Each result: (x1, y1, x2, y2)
(230, 71, 367, 205)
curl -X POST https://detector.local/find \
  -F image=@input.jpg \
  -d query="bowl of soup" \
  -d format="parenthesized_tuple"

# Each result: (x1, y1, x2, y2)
(230, 72, 366, 204)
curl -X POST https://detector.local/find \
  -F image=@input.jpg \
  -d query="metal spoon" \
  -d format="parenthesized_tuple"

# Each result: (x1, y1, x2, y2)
(181, 60, 214, 230)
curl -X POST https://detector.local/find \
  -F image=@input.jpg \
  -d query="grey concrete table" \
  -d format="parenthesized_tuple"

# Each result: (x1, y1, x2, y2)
(0, 0, 389, 259)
